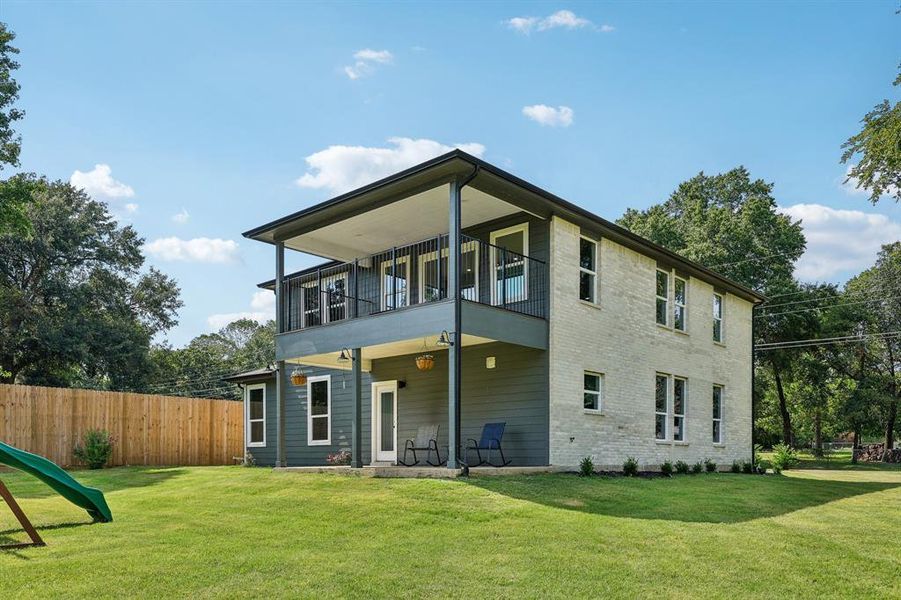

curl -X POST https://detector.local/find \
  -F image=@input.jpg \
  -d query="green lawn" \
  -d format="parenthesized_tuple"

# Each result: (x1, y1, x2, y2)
(1, 462, 899, 599)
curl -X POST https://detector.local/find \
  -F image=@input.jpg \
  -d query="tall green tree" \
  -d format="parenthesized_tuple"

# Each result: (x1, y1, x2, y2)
(0, 23, 29, 235)
(841, 64, 901, 204)
(0, 174, 182, 388)
(618, 167, 807, 445)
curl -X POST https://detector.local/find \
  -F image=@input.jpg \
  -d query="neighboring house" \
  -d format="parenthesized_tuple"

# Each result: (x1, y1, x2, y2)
(229, 151, 764, 471)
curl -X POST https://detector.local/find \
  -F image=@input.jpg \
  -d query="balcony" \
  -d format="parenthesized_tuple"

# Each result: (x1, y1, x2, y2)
(279, 233, 547, 334)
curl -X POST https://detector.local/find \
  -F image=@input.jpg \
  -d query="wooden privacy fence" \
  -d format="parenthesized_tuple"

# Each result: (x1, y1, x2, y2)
(0, 384, 244, 467)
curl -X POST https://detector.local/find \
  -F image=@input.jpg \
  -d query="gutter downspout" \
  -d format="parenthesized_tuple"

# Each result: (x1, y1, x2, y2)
(751, 303, 757, 468)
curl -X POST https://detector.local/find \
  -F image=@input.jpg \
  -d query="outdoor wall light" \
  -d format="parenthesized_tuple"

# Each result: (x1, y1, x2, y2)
(337, 348, 354, 363)
(436, 330, 455, 347)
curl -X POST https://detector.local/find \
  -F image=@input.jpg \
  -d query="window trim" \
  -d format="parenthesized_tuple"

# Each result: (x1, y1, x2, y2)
(307, 375, 332, 446)
(490, 222, 530, 305)
(655, 269, 669, 327)
(673, 376, 687, 442)
(712, 384, 725, 444)
(583, 370, 604, 413)
(416, 241, 479, 304)
(655, 373, 669, 440)
(713, 292, 724, 344)
(579, 236, 599, 304)
(379, 255, 410, 311)
(674, 276, 688, 332)
(245, 383, 266, 448)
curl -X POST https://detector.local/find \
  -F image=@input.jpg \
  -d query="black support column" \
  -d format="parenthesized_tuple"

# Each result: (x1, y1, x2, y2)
(275, 242, 287, 467)
(447, 179, 463, 469)
(351, 347, 363, 468)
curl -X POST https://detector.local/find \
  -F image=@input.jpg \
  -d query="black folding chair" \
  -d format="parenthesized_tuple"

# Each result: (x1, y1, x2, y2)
(465, 422, 512, 467)
(399, 424, 442, 466)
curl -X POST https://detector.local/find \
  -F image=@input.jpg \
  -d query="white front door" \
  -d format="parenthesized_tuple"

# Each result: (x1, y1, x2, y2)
(372, 381, 398, 463)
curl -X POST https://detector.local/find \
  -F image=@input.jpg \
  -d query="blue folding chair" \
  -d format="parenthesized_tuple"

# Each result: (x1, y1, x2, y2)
(465, 422, 512, 467)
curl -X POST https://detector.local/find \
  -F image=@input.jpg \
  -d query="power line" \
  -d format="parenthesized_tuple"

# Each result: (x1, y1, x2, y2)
(755, 330, 901, 351)
(755, 295, 901, 318)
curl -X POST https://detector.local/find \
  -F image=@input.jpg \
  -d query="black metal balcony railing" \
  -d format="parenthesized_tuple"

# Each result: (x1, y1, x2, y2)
(280, 234, 547, 333)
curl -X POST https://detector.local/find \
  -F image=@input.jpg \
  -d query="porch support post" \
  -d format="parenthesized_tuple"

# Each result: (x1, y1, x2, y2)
(447, 179, 463, 469)
(351, 347, 363, 468)
(275, 242, 287, 467)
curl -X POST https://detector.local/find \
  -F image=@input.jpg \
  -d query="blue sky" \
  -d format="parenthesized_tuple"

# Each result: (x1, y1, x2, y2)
(4, 1, 900, 346)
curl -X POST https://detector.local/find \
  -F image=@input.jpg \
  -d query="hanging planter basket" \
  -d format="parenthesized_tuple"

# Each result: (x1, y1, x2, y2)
(415, 354, 435, 372)
(290, 368, 308, 386)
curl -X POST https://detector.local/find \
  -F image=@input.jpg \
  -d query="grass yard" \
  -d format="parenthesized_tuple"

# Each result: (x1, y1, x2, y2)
(1, 460, 899, 599)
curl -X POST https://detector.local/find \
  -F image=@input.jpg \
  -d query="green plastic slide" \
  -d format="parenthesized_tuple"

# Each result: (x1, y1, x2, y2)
(0, 441, 112, 523)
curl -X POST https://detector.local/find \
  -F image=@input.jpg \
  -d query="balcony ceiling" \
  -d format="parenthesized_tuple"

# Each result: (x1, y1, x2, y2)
(283, 185, 523, 262)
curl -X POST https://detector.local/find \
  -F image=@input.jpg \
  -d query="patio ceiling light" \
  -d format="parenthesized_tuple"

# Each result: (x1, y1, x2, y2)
(337, 348, 354, 363)
(436, 330, 455, 347)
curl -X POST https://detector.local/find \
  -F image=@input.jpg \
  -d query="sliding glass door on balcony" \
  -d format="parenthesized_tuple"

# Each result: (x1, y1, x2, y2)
(379, 256, 409, 311)
(417, 241, 479, 303)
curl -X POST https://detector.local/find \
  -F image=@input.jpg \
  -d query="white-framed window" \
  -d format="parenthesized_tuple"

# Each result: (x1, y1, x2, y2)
(579, 237, 598, 303)
(490, 223, 529, 304)
(380, 256, 409, 311)
(673, 377, 687, 441)
(301, 274, 347, 327)
(307, 375, 331, 445)
(655, 373, 668, 440)
(418, 242, 478, 303)
(655, 269, 669, 326)
(583, 371, 604, 411)
(674, 276, 687, 332)
(712, 385, 724, 444)
(713, 293, 724, 343)
(245, 383, 266, 448)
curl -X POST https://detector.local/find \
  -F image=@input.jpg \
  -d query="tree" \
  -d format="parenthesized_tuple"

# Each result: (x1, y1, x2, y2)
(0, 23, 29, 236)
(0, 174, 182, 388)
(618, 167, 807, 445)
(841, 64, 901, 204)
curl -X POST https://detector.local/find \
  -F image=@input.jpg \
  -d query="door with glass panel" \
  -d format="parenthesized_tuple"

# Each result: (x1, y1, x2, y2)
(372, 381, 398, 463)
(490, 224, 529, 305)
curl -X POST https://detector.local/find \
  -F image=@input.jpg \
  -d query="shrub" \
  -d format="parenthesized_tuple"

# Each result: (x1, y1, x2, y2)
(243, 452, 256, 467)
(73, 429, 114, 470)
(623, 456, 639, 476)
(704, 458, 717, 473)
(579, 456, 594, 477)
(731, 460, 741, 473)
(674, 460, 690, 475)
(660, 461, 673, 477)
(691, 462, 704, 474)
(741, 460, 754, 474)
(326, 449, 352, 466)
(771, 443, 799, 474)
(758, 459, 772, 474)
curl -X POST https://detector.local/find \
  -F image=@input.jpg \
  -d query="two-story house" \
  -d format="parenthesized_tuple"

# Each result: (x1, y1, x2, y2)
(226, 150, 763, 472)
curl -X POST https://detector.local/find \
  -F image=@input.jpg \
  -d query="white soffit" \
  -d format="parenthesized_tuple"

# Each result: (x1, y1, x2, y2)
(284, 186, 522, 261)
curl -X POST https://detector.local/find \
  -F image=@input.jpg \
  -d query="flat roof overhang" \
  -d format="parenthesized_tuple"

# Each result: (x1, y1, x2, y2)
(246, 150, 765, 304)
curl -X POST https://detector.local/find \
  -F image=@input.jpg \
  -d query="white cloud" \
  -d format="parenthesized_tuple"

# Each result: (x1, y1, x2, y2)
(206, 290, 275, 330)
(144, 237, 240, 264)
(344, 48, 393, 80)
(778, 203, 901, 280)
(70, 164, 135, 199)
(172, 208, 190, 224)
(295, 137, 486, 194)
(506, 10, 610, 34)
(522, 104, 574, 127)
(124, 203, 139, 214)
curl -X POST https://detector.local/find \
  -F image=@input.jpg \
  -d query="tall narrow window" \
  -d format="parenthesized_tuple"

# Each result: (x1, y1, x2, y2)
(655, 374, 668, 440)
(674, 276, 687, 332)
(655, 270, 669, 326)
(583, 371, 603, 411)
(381, 256, 409, 310)
(579, 237, 598, 303)
(307, 376, 331, 445)
(246, 384, 265, 447)
(491, 223, 529, 304)
(712, 385, 724, 444)
(419, 245, 477, 303)
(302, 282, 321, 327)
(713, 293, 724, 343)
(673, 377, 687, 441)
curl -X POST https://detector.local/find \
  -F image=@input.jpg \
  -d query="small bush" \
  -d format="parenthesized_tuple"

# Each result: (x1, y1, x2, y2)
(622, 456, 639, 476)
(758, 459, 772, 474)
(73, 429, 114, 470)
(674, 460, 690, 474)
(660, 461, 674, 477)
(691, 462, 704, 474)
(243, 452, 256, 467)
(771, 443, 799, 474)
(731, 460, 741, 473)
(579, 456, 595, 477)
(704, 458, 717, 473)
(741, 460, 754, 474)
(326, 449, 352, 465)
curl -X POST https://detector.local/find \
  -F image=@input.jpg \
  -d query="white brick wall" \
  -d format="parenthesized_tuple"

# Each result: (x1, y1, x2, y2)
(548, 217, 753, 470)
